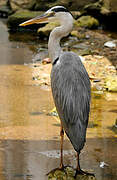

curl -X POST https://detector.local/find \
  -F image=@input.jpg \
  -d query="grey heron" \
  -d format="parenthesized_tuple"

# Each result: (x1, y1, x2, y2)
(20, 6, 94, 177)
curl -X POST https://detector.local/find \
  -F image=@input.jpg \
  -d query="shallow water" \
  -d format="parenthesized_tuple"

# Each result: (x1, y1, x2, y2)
(0, 19, 117, 180)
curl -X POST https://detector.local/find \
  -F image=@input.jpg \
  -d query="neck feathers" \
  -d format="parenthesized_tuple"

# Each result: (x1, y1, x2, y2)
(48, 14, 73, 63)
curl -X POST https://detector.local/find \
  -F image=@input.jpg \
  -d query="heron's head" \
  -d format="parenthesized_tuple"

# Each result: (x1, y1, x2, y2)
(19, 6, 73, 27)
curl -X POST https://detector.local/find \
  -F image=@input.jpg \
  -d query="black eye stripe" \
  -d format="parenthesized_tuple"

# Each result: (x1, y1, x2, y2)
(52, 7, 69, 13)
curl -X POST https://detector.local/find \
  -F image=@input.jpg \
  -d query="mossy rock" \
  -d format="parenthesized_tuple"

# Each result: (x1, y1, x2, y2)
(37, 19, 84, 38)
(75, 15, 99, 29)
(70, 30, 85, 39)
(101, 0, 117, 14)
(0, 5, 13, 16)
(29, 0, 57, 11)
(7, 10, 81, 33)
(84, 1, 101, 12)
(48, 167, 96, 180)
(48, 167, 75, 180)
(29, 0, 100, 11)
(37, 21, 60, 37)
(7, 10, 44, 29)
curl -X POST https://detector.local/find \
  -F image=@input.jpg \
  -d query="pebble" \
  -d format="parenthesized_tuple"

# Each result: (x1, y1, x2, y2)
(104, 41, 116, 48)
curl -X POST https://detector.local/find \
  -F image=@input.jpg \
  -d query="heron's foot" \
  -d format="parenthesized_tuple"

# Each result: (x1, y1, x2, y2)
(75, 169, 95, 178)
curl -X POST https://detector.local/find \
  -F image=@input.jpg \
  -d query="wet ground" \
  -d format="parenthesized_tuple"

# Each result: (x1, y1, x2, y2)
(0, 18, 117, 180)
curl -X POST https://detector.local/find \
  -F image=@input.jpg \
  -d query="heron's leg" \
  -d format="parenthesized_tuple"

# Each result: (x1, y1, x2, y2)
(59, 124, 64, 169)
(75, 153, 95, 177)
(76, 152, 81, 171)
(47, 124, 64, 175)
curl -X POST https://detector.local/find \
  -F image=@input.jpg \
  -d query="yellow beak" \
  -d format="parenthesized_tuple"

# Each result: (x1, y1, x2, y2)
(19, 12, 54, 26)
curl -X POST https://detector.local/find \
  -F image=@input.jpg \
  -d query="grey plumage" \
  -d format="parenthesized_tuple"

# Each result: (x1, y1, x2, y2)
(51, 52, 91, 152)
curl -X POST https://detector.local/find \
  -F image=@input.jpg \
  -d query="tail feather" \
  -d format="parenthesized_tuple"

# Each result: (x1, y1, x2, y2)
(65, 120, 87, 152)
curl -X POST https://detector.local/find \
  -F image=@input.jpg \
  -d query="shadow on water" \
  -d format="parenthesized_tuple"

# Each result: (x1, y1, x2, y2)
(0, 19, 117, 180)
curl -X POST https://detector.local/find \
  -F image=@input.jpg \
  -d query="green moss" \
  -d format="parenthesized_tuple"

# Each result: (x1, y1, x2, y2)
(70, 30, 85, 39)
(7, 10, 43, 28)
(48, 167, 96, 180)
(75, 16, 99, 29)
(37, 21, 60, 37)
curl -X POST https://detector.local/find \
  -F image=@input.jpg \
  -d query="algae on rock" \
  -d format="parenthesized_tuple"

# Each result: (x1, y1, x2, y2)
(75, 16, 99, 29)
(48, 166, 96, 180)
(37, 21, 60, 37)
(7, 10, 43, 29)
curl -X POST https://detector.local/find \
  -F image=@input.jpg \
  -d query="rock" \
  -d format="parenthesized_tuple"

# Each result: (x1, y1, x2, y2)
(48, 107, 58, 117)
(29, 0, 98, 11)
(70, 30, 85, 39)
(101, 0, 117, 14)
(6, 0, 117, 32)
(71, 11, 82, 19)
(37, 20, 90, 38)
(84, 1, 101, 12)
(48, 167, 96, 180)
(99, 161, 109, 168)
(104, 41, 116, 48)
(0, 0, 31, 12)
(7, 10, 44, 29)
(28, 0, 36, 11)
(0, 0, 13, 17)
(37, 21, 60, 37)
(75, 15, 99, 29)
(32, 50, 48, 62)
(42, 57, 51, 64)
(84, 0, 117, 15)
(83, 55, 117, 91)
(65, 167, 75, 177)
(9, 0, 117, 15)
(10, 0, 31, 11)
(0, 5, 13, 17)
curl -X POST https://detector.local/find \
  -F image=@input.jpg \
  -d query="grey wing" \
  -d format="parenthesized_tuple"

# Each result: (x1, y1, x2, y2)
(51, 52, 91, 152)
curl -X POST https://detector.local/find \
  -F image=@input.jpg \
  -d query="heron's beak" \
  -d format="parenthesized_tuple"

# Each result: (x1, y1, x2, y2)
(19, 12, 55, 26)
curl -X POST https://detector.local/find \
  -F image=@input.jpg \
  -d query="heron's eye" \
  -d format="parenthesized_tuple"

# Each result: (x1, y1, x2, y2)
(47, 11, 55, 17)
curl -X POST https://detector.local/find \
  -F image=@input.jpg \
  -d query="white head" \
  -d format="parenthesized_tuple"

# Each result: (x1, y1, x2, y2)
(19, 6, 74, 61)
(45, 6, 73, 25)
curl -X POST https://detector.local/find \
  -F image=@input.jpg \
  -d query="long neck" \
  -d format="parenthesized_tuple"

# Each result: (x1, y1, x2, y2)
(48, 16, 73, 63)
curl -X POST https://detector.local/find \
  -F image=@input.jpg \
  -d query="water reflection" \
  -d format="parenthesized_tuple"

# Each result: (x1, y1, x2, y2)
(0, 19, 48, 65)
(0, 138, 117, 180)
(0, 19, 117, 180)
